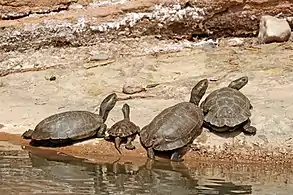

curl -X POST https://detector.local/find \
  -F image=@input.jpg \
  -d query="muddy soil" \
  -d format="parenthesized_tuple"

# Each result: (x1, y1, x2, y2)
(0, 36, 293, 164)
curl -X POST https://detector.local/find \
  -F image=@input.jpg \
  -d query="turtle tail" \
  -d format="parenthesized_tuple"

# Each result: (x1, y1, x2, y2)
(21, 129, 34, 139)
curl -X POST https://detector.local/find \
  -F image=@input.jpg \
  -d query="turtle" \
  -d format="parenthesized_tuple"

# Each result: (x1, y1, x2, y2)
(139, 79, 208, 162)
(105, 103, 140, 154)
(21, 93, 117, 147)
(200, 76, 256, 135)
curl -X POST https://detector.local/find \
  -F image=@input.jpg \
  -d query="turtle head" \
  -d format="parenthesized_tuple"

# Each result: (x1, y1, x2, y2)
(99, 93, 117, 122)
(228, 76, 248, 90)
(189, 79, 208, 105)
(122, 103, 130, 120)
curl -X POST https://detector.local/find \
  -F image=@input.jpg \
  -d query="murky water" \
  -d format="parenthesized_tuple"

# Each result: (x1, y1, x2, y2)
(0, 142, 293, 195)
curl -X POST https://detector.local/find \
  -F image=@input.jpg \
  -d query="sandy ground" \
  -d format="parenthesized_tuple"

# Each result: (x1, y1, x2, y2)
(1, 37, 293, 164)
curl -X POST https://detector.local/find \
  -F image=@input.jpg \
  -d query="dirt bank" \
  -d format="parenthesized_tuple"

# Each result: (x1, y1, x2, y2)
(1, 131, 293, 166)
(0, 0, 292, 51)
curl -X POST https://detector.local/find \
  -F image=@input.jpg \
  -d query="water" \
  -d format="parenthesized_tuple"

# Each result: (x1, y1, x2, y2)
(0, 142, 292, 195)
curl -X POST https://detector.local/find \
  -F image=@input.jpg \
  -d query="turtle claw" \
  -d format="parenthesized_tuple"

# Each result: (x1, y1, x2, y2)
(243, 126, 257, 135)
(170, 152, 184, 162)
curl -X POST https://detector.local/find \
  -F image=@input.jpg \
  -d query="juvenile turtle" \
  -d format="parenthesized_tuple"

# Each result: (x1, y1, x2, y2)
(139, 79, 208, 161)
(21, 93, 117, 147)
(105, 103, 140, 154)
(200, 76, 256, 135)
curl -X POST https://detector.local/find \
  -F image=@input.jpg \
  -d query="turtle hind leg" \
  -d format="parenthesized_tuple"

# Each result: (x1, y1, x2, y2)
(114, 137, 122, 155)
(22, 129, 34, 139)
(170, 146, 191, 162)
(97, 124, 107, 138)
(242, 119, 257, 135)
(147, 147, 155, 160)
(125, 135, 136, 150)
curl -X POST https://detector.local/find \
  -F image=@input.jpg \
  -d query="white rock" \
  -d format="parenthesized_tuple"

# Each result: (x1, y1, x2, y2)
(227, 37, 244, 46)
(258, 15, 291, 44)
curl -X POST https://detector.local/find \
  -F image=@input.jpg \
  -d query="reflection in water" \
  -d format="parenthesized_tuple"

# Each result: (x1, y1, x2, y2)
(1, 146, 293, 194)
(0, 147, 253, 195)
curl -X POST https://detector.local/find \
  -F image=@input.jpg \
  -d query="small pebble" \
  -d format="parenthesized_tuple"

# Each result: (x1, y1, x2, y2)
(122, 85, 146, 94)
(49, 76, 56, 81)
(90, 54, 109, 61)
(45, 75, 56, 81)
(209, 78, 218, 82)
(146, 83, 160, 88)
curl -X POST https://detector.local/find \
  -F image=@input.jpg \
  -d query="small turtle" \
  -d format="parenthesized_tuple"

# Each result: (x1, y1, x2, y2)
(21, 93, 117, 146)
(200, 76, 256, 135)
(139, 79, 208, 161)
(105, 103, 140, 154)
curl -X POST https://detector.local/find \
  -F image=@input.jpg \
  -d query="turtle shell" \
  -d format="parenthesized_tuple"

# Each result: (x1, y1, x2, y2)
(200, 87, 251, 128)
(140, 102, 204, 151)
(31, 111, 103, 141)
(107, 120, 140, 137)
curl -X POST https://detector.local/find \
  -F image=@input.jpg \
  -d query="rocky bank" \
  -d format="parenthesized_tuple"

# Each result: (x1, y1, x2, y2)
(0, 0, 292, 51)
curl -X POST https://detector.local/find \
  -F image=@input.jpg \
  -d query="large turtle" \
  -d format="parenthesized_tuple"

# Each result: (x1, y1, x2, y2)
(139, 79, 208, 162)
(105, 103, 140, 154)
(200, 76, 256, 135)
(22, 93, 117, 146)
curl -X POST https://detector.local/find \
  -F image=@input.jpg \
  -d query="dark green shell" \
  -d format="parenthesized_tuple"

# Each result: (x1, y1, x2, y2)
(31, 111, 103, 141)
(107, 120, 139, 137)
(200, 87, 251, 128)
(140, 102, 203, 151)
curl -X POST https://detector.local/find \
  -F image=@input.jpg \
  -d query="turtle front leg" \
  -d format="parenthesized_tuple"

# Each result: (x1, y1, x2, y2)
(242, 119, 257, 135)
(97, 124, 107, 138)
(170, 146, 191, 162)
(147, 147, 155, 160)
(125, 135, 136, 150)
(114, 137, 122, 155)
(22, 129, 34, 139)
(104, 128, 112, 141)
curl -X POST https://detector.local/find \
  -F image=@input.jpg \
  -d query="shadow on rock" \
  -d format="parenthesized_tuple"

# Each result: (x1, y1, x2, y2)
(208, 128, 242, 139)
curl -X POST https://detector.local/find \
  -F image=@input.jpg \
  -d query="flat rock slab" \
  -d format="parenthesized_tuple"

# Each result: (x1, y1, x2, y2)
(1, 39, 293, 163)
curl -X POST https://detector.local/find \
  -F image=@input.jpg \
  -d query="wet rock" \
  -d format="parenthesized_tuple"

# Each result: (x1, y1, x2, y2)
(258, 15, 291, 44)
